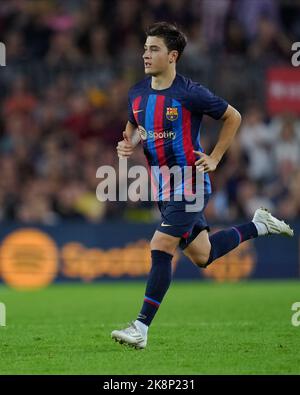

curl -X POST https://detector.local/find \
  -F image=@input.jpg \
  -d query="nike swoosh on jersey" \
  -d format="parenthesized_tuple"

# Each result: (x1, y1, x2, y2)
(161, 222, 172, 227)
(133, 109, 144, 113)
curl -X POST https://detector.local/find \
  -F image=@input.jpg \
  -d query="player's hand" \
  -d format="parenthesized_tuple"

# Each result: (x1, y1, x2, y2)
(117, 132, 134, 159)
(193, 150, 219, 173)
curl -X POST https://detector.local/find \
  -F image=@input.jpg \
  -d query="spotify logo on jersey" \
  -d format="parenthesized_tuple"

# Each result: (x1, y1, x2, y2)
(138, 126, 148, 140)
(138, 126, 176, 141)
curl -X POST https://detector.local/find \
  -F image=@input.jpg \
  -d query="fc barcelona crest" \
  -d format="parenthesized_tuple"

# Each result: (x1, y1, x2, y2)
(166, 107, 178, 121)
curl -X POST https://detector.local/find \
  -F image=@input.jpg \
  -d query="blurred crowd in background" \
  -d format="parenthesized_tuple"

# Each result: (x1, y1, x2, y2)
(0, 0, 300, 224)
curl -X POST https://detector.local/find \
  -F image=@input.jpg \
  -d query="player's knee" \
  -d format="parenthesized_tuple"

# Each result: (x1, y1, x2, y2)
(150, 234, 178, 254)
(150, 239, 174, 253)
(193, 255, 209, 268)
(187, 251, 210, 268)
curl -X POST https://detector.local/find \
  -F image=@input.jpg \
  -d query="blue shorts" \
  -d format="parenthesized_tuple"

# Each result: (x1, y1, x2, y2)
(156, 194, 211, 250)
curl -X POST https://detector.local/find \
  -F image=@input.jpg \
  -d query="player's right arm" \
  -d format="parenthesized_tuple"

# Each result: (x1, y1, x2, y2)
(116, 121, 140, 159)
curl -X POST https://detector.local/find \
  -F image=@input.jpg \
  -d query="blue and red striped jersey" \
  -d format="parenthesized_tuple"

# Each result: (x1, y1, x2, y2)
(128, 73, 228, 199)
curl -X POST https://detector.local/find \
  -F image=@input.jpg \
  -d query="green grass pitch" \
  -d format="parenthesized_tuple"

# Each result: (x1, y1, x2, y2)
(0, 281, 300, 375)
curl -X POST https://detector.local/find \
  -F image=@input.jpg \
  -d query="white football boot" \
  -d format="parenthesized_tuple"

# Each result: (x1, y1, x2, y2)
(252, 207, 294, 237)
(111, 321, 147, 349)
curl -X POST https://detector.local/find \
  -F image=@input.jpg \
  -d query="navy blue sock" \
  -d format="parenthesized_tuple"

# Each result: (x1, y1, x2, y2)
(137, 250, 173, 327)
(206, 222, 258, 266)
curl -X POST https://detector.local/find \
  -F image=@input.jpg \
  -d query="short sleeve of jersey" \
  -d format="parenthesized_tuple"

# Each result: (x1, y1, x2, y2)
(190, 83, 228, 120)
(128, 96, 137, 126)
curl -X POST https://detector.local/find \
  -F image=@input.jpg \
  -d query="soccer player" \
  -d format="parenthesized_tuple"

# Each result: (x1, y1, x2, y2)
(111, 22, 294, 349)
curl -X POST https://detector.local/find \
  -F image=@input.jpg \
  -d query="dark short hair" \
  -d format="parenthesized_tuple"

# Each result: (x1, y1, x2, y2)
(145, 22, 187, 62)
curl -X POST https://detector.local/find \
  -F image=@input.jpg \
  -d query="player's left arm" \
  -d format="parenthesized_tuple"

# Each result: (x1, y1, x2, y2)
(194, 104, 241, 173)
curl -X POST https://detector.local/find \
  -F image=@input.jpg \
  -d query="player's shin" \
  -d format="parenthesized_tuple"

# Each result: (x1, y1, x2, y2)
(205, 222, 258, 267)
(135, 250, 173, 331)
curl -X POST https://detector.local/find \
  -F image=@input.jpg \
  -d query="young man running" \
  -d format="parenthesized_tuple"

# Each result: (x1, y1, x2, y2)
(111, 22, 294, 349)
